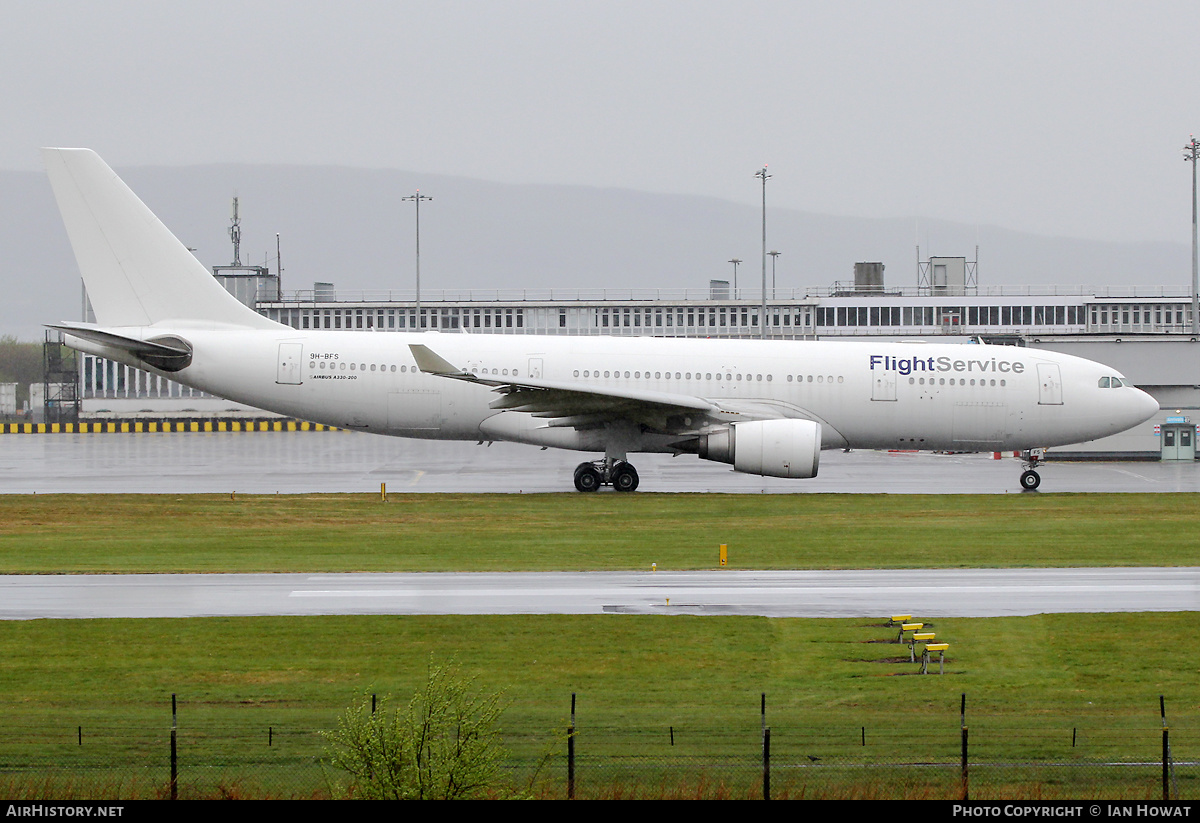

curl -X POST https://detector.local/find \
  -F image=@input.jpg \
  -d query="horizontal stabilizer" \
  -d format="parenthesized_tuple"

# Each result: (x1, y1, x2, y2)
(48, 322, 193, 371)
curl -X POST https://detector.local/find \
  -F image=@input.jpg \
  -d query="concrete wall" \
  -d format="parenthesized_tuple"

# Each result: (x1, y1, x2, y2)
(1030, 336, 1195, 460)
(1029, 336, 1200, 386)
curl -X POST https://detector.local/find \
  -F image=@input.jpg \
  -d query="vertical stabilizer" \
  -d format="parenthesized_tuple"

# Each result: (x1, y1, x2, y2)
(42, 148, 279, 329)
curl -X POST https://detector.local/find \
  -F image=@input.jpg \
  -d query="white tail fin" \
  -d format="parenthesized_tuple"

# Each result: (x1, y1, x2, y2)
(42, 148, 279, 329)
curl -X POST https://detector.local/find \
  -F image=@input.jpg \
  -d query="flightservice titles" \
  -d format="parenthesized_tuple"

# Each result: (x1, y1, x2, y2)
(869, 354, 1027, 376)
(952, 805, 1192, 818)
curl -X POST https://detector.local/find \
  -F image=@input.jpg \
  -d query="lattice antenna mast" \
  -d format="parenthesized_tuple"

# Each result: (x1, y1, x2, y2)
(228, 195, 242, 266)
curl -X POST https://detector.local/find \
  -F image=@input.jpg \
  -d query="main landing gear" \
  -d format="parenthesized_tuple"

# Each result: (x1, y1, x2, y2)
(1019, 448, 1046, 491)
(573, 459, 640, 492)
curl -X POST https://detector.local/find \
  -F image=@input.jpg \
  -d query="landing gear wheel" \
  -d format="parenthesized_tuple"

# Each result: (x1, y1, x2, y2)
(1020, 470, 1041, 491)
(574, 464, 602, 492)
(611, 462, 640, 492)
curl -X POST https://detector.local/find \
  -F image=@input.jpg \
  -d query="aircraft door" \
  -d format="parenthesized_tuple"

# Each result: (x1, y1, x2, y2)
(871, 369, 896, 401)
(1036, 363, 1063, 405)
(276, 343, 303, 385)
(528, 358, 544, 379)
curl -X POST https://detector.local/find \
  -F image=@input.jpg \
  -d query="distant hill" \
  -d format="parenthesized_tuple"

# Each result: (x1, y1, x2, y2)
(0, 164, 1189, 340)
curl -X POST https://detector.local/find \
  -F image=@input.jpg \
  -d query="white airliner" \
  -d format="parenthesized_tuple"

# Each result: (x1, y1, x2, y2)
(42, 148, 1159, 491)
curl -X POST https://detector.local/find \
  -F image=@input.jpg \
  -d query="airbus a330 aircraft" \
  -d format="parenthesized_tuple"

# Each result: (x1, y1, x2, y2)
(42, 148, 1159, 491)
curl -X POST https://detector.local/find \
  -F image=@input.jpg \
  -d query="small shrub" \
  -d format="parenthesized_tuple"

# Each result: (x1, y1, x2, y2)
(322, 660, 508, 799)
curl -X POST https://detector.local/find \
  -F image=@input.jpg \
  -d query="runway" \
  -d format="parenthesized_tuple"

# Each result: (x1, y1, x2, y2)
(3, 433, 1195, 622)
(2, 568, 1197, 620)
(1, 430, 1197, 494)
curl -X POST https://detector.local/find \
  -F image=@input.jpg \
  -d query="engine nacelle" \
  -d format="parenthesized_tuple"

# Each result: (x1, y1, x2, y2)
(698, 419, 821, 478)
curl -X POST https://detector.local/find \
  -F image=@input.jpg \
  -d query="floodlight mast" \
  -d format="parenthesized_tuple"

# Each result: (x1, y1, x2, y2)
(403, 190, 432, 327)
(1185, 136, 1200, 336)
(755, 166, 771, 339)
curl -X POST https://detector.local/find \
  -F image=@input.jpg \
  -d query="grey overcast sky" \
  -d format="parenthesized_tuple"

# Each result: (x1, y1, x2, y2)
(4, 1, 1198, 244)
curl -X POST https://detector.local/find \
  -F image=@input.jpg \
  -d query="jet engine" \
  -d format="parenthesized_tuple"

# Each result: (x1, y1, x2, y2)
(698, 419, 821, 478)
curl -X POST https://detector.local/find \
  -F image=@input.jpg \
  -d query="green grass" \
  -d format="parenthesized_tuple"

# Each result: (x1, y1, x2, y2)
(2, 492, 1198, 797)
(2, 492, 1199, 573)
(0, 612, 1197, 798)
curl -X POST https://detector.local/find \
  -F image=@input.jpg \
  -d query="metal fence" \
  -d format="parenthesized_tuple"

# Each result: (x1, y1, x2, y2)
(0, 699, 1191, 800)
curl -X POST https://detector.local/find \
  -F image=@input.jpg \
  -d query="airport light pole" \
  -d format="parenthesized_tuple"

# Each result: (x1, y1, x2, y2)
(728, 258, 742, 299)
(755, 166, 771, 339)
(403, 190, 432, 328)
(1185, 137, 1200, 336)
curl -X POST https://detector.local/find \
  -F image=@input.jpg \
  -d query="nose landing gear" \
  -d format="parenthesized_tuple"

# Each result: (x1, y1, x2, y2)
(1019, 448, 1046, 491)
(573, 459, 640, 492)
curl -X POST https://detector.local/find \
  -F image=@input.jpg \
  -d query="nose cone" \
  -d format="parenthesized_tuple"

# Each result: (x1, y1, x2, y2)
(1081, 383, 1159, 443)
(1128, 388, 1159, 429)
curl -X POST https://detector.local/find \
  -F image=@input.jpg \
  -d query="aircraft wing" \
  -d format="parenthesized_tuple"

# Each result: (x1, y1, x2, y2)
(410, 343, 725, 432)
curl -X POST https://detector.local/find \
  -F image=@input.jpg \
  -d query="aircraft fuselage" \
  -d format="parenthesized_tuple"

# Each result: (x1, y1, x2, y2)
(72, 327, 1158, 457)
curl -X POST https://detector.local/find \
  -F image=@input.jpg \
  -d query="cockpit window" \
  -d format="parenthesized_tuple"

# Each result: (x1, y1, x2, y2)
(1098, 377, 1111, 388)
(1099, 376, 1133, 388)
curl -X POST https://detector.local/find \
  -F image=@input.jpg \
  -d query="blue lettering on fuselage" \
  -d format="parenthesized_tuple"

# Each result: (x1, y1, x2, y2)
(869, 354, 1026, 375)
(869, 355, 934, 376)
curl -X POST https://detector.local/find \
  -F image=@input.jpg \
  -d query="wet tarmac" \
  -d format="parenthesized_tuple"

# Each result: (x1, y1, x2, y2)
(2, 432, 1197, 620)
(0, 430, 1196, 494)
(4, 568, 1197, 620)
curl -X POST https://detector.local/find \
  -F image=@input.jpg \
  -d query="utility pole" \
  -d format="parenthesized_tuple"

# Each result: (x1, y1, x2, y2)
(1184, 137, 1199, 335)
(755, 166, 771, 339)
(403, 190, 432, 327)
(728, 258, 742, 299)
(768, 250, 781, 299)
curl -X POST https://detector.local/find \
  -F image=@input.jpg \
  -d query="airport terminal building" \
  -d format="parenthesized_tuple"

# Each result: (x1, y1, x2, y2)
(71, 257, 1200, 462)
